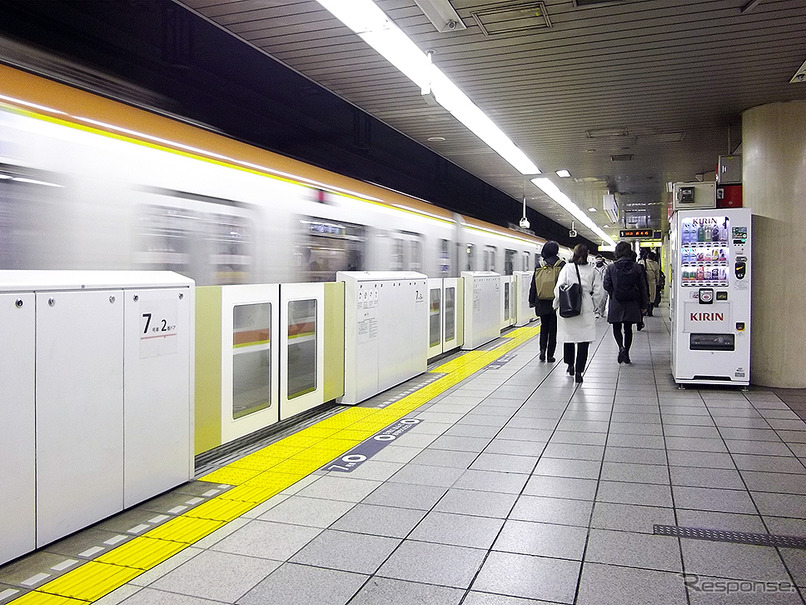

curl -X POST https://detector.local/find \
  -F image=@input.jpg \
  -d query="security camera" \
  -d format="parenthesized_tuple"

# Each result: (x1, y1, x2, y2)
(519, 217, 530, 229)
(446, 20, 458, 30)
(569, 229, 577, 238)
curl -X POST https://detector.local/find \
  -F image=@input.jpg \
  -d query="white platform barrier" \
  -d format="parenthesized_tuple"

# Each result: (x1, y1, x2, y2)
(426, 277, 464, 361)
(462, 271, 502, 349)
(338, 271, 427, 404)
(0, 271, 194, 565)
(513, 270, 536, 327)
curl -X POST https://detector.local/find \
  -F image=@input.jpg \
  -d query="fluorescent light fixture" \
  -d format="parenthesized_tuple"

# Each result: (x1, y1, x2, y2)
(531, 177, 616, 247)
(317, 0, 541, 175)
(588, 207, 597, 212)
(414, 0, 467, 32)
(556, 169, 571, 178)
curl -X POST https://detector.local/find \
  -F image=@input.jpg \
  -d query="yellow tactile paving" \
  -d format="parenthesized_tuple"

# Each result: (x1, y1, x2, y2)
(217, 483, 286, 503)
(183, 498, 256, 522)
(32, 562, 141, 602)
(10, 325, 540, 605)
(144, 516, 225, 544)
(95, 537, 188, 570)
(10, 593, 89, 604)
(197, 466, 263, 485)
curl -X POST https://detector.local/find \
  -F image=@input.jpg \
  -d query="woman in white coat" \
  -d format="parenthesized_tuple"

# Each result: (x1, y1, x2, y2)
(553, 244, 604, 383)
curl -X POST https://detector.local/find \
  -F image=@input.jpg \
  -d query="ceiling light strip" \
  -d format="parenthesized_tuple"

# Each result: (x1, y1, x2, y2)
(531, 178, 616, 247)
(316, 0, 540, 176)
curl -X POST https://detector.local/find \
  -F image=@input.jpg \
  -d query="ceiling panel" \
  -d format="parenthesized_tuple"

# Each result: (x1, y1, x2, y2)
(180, 0, 806, 243)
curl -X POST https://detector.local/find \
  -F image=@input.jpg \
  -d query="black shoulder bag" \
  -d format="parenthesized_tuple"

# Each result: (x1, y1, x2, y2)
(558, 263, 582, 318)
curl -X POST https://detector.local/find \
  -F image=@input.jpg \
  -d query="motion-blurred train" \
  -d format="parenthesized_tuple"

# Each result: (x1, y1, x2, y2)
(0, 64, 566, 283)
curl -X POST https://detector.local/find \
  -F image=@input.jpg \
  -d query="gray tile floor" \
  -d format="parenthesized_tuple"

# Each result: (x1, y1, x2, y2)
(12, 312, 806, 605)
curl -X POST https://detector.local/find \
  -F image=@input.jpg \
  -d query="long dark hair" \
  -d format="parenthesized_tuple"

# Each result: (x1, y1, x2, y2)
(572, 243, 589, 265)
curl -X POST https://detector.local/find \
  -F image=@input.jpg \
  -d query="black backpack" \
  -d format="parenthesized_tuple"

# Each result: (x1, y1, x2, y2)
(613, 263, 641, 302)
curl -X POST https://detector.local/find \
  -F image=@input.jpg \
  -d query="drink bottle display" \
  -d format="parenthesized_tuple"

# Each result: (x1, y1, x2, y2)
(712, 224, 720, 241)
(712, 248, 719, 261)
(696, 266, 704, 280)
(697, 224, 705, 242)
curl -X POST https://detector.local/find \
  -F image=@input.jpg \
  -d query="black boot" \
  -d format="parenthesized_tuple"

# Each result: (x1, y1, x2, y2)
(567, 363, 575, 375)
(617, 347, 625, 364)
(539, 350, 546, 362)
(575, 372, 583, 383)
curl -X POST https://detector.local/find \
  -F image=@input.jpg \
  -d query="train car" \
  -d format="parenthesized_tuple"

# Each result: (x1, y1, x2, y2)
(0, 64, 553, 283)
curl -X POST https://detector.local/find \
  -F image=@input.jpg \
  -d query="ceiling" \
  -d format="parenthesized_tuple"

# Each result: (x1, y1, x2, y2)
(177, 0, 806, 243)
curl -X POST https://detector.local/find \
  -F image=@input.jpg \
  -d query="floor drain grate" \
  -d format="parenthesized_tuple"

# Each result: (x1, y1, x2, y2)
(654, 524, 806, 549)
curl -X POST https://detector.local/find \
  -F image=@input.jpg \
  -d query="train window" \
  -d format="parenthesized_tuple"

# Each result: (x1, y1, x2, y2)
(287, 299, 317, 399)
(484, 245, 497, 272)
(524, 251, 531, 272)
(208, 213, 253, 285)
(297, 217, 366, 282)
(505, 249, 516, 276)
(445, 286, 456, 340)
(137, 205, 194, 277)
(465, 243, 476, 271)
(232, 303, 272, 419)
(429, 287, 441, 347)
(409, 238, 423, 272)
(439, 239, 450, 275)
(390, 231, 424, 271)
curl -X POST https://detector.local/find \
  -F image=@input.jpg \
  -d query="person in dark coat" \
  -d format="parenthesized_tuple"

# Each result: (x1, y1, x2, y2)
(603, 241, 649, 364)
(528, 241, 564, 363)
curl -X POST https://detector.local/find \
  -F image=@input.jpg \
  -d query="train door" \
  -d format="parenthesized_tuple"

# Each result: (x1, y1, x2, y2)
(295, 216, 367, 282)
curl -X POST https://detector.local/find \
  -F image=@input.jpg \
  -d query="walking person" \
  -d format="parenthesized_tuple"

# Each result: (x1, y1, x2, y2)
(638, 248, 660, 316)
(553, 244, 603, 383)
(604, 241, 648, 364)
(593, 254, 608, 318)
(528, 241, 564, 362)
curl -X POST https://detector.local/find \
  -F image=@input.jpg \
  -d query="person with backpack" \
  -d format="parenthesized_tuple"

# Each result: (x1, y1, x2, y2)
(528, 241, 564, 362)
(604, 241, 649, 364)
(553, 243, 603, 383)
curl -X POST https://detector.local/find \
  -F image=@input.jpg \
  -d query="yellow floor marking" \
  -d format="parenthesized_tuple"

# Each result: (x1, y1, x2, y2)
(32, 562, 141, 602)
(95, 537, 187, 570)
(13, 324, 540, 605)
(144, 517, 224, 544)
(10, 594, 89, 604)
(217, 483, 285, 503)
(183, 498, 256, 522)
(197, 466, 262, 485)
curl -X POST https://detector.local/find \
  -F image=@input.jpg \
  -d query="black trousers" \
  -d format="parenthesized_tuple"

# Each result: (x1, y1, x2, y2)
(612, 322, 634, 352)
(538, 310, 558, 357)
(563, 341, 590, 374)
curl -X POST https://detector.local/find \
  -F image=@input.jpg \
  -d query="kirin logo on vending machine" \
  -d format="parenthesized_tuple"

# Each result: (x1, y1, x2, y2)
(689, 312, 725, 322)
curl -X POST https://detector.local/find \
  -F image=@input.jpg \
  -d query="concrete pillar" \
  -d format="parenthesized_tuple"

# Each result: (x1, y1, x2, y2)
(743, 101, 806, 387)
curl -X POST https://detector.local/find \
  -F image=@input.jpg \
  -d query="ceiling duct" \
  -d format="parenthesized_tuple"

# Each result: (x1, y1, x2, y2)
(471, 2, 551, 37)
(603, 193, 619, 224)
(611, 154, 634, 161)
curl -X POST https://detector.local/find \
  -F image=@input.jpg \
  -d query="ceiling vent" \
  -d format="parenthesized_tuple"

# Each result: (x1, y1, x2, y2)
(572, 0, 626, 6)
(470, 2, 551, 37)
(586, 128, 629, 138)
(611, 154, 634, 161)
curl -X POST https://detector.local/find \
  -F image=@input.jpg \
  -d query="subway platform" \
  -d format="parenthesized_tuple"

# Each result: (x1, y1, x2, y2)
(2, 312, 806, 605)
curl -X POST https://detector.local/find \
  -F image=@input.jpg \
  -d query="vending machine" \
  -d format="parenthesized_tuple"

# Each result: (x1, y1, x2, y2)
(670, 207, 751, 386)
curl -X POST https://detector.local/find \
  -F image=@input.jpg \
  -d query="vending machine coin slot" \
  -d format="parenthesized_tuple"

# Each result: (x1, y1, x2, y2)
(736, 322, 745, 331)
(698, 288, 714, 304)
